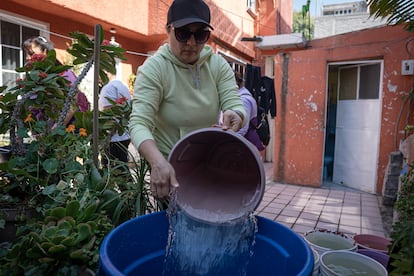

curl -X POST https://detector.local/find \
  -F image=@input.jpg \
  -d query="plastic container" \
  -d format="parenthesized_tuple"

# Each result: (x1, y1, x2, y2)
(357, 249, 389, 269)
(304, 229, 357, 255)
(0, 145, 11, 163)
(98, 211, 314, 276)
(312, 247, 320, 276)
(168, 127, 265, 223)
(320, 250, 388, 276)
(354, 234, 391, 253)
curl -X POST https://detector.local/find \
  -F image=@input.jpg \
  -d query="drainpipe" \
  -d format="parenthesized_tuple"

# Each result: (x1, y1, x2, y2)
(277, 52, 289, 181)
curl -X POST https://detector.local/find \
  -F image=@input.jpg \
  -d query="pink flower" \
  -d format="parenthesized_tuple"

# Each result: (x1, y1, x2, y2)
(116, 96, 127, 105)
(16, 78, 25, 88)
(25, 62, 33, 70)
(39, 72, 48, 78)
(30, 54, 46, 62)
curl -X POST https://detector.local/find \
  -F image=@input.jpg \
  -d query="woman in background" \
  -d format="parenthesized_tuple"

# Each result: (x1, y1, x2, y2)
(22, 36, 90, 126)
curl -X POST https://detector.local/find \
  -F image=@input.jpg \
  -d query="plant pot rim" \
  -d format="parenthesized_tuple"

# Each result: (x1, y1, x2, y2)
(353, 234, 391, 253)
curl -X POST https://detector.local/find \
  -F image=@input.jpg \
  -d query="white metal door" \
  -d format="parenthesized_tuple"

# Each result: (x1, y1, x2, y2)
(332, 63, 382, 193)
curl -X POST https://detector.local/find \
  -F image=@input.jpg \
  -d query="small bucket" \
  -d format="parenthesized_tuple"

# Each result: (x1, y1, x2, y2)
(320, 250, 388, 276)
(304, 229, 357, 255)
(168, 127, 265, 224)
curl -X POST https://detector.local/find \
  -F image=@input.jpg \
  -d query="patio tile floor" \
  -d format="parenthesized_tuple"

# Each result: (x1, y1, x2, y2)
(255, 162, 388, 238)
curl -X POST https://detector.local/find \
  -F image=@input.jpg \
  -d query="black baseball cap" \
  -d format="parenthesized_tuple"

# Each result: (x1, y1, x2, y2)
(167, 0, 214, 30)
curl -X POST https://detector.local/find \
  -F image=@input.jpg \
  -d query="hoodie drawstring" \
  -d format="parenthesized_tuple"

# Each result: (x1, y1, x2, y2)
(187, 64, 201, 89)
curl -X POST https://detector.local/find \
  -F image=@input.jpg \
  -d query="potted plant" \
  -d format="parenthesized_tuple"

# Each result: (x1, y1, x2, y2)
(0, 26, 160, 274)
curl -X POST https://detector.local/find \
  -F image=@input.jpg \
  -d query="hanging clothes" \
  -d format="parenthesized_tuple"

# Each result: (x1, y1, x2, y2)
(258, 76, 277, 118)
(245, 64, 262, 100)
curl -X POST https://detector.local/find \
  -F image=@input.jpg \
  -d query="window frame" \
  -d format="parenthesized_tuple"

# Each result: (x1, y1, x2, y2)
(246, 0, 256, 14)
(0, 10, 49, 87)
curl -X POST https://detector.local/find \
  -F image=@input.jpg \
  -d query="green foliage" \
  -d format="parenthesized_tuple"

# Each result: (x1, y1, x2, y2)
(0, 200, 112, 274)
(388, 164, 414, 275)
(367, 0, 414, 32)
(292, 11, 314, 40)
(67, 28, 126, 84)
(0, 26, 159, 273)
(0, 50, 72, 139)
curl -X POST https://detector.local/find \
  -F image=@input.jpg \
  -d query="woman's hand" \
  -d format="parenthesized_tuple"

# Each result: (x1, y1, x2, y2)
(139, 139, 179, 199)
(149, 158, 179, 199)
(221, 110, 244, 132)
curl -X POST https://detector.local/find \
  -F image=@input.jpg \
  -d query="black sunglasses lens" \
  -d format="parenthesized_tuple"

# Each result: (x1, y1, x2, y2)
(175, 29, 191, 42)
(175, 29, 210, 44)
(194, 30, 210, 43)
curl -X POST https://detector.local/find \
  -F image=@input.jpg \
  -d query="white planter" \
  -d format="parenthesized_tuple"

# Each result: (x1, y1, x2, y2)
(320, 250, 388, 276)
(304, 229, 357, 255)
(312, 247, 320, 276)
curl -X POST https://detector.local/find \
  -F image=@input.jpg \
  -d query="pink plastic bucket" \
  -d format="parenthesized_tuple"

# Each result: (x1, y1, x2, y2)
(168, 127, 265, 223)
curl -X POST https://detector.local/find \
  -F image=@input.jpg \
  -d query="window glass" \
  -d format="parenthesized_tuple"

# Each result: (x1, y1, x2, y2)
(359, 64, 380, 99)
(2, 72, 18, 87)
(22, 26, 39, 41)
(0, 17, 40, 87)
(339, 67, 357, 100)
(246, 0, 256, 13)
(2, 47, 19, 70)
(1, 21, 20, 47)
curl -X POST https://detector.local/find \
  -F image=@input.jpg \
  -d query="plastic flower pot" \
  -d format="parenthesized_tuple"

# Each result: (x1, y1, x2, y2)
(312, 247, 320, 276)
(357, 249, 389, 269)
(320, 250, 388, 276)
(304, 229, 357, 255)
(0, 145, 11, 163)
(353, 234, 391, 253)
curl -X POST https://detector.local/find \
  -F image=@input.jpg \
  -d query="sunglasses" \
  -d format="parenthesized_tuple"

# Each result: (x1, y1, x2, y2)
(174, 28, 210, 44)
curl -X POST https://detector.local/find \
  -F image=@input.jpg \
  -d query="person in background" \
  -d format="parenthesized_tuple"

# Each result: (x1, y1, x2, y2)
(235, 72, 264, 153)
(99, 71, 131, 167)
(129, 0, 246, 201)
(22, 36, 90, 126)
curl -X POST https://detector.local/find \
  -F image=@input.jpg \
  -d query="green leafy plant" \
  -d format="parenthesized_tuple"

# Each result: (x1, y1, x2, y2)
(1, 201, 112, 275)
(0, 26, 159, 273)
(387, 163, 414, 275)
(367, 0, 414, 32)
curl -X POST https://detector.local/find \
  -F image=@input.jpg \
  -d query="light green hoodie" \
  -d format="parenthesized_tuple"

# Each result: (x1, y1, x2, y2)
(129, 44, 246, 157)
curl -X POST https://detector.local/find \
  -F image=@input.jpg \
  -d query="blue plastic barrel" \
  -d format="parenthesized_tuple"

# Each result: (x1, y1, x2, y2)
(98, 211, 314, 275)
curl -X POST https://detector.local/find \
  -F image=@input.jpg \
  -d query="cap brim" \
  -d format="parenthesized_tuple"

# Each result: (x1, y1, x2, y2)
(172, 18, 214, 30)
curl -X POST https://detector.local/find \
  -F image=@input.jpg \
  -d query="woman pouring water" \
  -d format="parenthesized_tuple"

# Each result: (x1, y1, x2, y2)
(129, 0, 246, 202)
